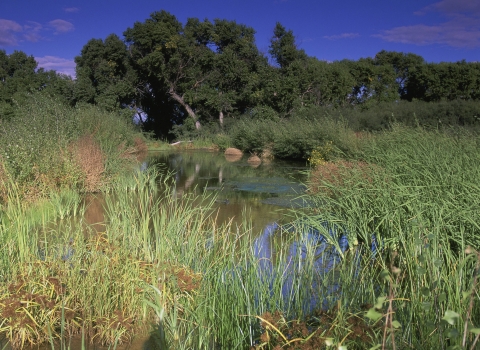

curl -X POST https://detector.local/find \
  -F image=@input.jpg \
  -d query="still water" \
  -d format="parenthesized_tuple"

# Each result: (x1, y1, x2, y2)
(84, 150, 310, 234)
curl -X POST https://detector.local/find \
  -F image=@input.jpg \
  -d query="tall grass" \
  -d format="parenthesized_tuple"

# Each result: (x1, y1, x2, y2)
(0, 94, 142, 203)
(305, 125, 480, 348)
(1, 126, 479, 349)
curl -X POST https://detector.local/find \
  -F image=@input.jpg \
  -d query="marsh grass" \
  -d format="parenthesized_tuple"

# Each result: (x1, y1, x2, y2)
(0, 95, 143, 203)
(303, 125, 480, 349)
(1, 126, 479, 349)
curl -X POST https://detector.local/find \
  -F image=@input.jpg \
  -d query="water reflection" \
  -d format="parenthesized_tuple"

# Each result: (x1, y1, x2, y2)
(147, 150, 309, 230)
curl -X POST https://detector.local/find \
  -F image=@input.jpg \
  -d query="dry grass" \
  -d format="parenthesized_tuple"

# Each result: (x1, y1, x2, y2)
(308, 160, 382, 196)
(134, 137, 148, 154)
(0, 158, 8, 203)
(72, 134, 105, 192)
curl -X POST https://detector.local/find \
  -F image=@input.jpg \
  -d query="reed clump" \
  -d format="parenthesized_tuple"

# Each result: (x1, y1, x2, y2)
(72, 134, 105, 192)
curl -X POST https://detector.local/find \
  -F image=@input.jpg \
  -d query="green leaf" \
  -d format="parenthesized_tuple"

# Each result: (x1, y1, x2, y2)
(369, 345, 381, 350)
(325, 338, 334, 346)
(462, 290, 472, 301)
(442, 310, 460, 325)
(447, 328, 459, 339)
(433, 258, 443, 267)
(417, 266, 426, 275)
(375, 296, 387, 309)
(421, 301, 432, 311)
(469, 327, 480, 335)
(380, 269, 390, 281)
(366, 308, 383, 321)
(421, 286, 430, 296)
(439, 292, 447, 303)
(392, 320, 402, 329)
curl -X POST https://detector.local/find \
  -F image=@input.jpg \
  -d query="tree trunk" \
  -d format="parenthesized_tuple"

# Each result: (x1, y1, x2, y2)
(169, 89, 201, 129)
(219, 110, 224, 127)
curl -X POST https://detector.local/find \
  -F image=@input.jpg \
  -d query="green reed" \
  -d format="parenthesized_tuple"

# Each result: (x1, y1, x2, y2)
(1, 126, 479, 349)
(302, 125, 480, 349)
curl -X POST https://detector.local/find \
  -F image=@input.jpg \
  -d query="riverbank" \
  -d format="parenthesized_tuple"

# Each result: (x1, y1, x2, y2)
(1, 125, 479, 349)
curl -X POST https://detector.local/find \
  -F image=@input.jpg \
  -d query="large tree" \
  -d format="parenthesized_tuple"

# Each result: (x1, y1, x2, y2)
(74, 34, 138, 112)
(374, 50, 425, 99)
(269, 22, 307, 69)
(124, 11, 216, 134)
(0, 50, 74, 120)
(193, 19, 267, 125)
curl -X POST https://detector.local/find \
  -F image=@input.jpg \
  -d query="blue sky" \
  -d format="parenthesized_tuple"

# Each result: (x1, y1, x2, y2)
(1, 0, 479, 77)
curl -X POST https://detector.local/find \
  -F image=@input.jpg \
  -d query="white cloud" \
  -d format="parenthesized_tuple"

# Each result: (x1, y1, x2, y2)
(377, 0, 480, 48)
(48, 19, 74, 34)
(0, 18, 74, 48)
(64, 7, 80, 13)
(23, 21, 43, 43)
(0, 19, 22, 46)
(35, 56, 76, 77)
(323, 33, 360, 40)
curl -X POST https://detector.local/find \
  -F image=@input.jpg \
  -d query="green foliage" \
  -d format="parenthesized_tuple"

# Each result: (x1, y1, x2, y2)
(308, 141, 334, 167)
(269, 22, 308, 69)
(70, 12, 480, 139)
(229, 114, 353, 160)
(1, 128, 480, 348)
(0, 50, 75, 121)
(307, 126, 480, 348)
(74, 34, 138, 111)
(0, 95, 140, 201)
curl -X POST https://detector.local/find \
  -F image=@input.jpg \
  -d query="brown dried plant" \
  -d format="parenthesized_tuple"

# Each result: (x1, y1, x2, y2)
(308, 160, 384, 197)
(0, 157, 8, 202)
(72, 134, 105, 192)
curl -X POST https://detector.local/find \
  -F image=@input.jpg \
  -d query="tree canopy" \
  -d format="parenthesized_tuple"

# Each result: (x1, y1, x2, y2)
(2, 10, 480, 136)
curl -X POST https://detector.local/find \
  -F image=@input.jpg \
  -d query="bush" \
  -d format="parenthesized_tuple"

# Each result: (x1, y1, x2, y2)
(0, 94, 141, 201)
(228, 114, 356, 160)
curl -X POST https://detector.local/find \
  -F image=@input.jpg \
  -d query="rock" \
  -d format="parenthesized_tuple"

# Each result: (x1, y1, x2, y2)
(247, 155, 262, 166)
(224, 148, 243, 156)
(224, 148, 243, 162)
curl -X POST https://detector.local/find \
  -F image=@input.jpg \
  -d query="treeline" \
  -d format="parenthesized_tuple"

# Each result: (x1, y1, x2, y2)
(2, 10, 480, 138)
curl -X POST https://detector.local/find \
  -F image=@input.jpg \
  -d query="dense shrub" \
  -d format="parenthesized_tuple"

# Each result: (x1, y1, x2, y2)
(343, 100, 480, 131)
(0, 94, 141, 201)
(228, 114, 356, 160)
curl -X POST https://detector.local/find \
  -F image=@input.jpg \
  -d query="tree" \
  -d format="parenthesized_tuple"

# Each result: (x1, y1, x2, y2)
(374, 50, 425, 99)
(0, 50, 74, 120)
(269, 23, 307, 69)
(74, 34, 138, 112)
(346, 58, 397, 107)
(405, 61, 480, 102)
(124, 11, 215, 134)
(193, 19, 267, 125)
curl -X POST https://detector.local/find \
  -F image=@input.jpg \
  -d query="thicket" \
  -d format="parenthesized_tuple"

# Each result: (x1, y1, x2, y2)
(211, 99, 479, 161)
(0, 93, 143, 203)
(301, 126, 480, 349)
(227, 113, 356, 160)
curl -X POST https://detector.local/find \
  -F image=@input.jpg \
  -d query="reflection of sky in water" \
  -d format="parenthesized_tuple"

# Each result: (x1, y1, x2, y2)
(253, 221, 379, 314)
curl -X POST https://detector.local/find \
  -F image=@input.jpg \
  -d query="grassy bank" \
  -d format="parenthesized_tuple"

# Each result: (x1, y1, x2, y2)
(0, 126, 479, 349)
(0, 94, 145, 204)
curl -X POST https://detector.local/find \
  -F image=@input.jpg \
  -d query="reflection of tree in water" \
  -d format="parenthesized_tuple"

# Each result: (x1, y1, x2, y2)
(144, 149, 308, 228)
